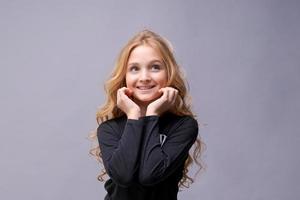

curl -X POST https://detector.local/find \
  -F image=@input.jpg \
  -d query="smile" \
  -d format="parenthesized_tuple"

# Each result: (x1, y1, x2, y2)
(137, 85, 155, 90)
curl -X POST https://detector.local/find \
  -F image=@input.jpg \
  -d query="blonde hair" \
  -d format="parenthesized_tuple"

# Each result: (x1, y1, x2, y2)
(90, 29, 205, 188)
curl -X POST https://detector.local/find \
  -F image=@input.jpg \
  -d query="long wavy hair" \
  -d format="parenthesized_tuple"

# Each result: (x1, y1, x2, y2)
(89, 29, 205, 188)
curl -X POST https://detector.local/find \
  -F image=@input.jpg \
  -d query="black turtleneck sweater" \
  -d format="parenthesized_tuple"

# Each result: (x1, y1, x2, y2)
(97, 112, 198, 200)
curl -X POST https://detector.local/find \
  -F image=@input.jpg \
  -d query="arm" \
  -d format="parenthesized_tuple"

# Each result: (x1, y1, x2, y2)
(138, 115, 198, 186)
(97, 118, 144, 187)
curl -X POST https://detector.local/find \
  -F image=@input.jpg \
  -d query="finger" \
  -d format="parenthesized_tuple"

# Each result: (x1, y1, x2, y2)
(123, 87, 132, 96)
(117, 89, 122, 102)
(119, 87, 126, 93)
(117, 88, 122, 101)
(167, 88, 175, 102)
(118, 87, 128, 103)
(171, 90, 178, 105)
(158, 87, 165, 93)
(121, 88, 135, 103)
(163, 88, 169, 101)
(169, 89, 176, 102)
(123, 87, 134, 97)
(170, 88, 177, 102)
(170, 89, 177, 103)
(119, 87, 129, 97)
(159, 87, 166, 97)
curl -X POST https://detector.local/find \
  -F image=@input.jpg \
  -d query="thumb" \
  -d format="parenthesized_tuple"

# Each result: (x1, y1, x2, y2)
(124, 88, 133, 96)
(158, 88, 164, 93)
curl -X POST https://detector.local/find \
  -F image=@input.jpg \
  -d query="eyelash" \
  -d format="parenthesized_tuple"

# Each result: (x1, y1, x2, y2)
(129, 66, 138, 72)
(151, 64, 161, 70)
(129, 64, 161, 72)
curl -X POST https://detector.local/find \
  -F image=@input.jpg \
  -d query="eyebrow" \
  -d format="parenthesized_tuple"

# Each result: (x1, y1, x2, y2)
(127, 59, 163, 66)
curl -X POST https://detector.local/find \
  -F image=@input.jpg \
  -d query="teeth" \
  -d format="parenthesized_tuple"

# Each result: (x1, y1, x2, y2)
(138, 86, 154, 90)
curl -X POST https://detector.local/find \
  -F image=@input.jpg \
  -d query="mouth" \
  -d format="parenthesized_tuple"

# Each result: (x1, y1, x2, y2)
(136, 85, 156, 90)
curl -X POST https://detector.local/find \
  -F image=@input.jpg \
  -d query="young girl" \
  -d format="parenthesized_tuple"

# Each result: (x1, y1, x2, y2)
(90, 30, 203, 200)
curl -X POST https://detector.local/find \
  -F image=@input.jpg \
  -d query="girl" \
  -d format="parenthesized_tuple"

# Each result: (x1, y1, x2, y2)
(90, 30, 204, 200)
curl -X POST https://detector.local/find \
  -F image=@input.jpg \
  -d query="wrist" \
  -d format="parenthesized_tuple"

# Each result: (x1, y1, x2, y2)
(146, 109, 159, 116)
(127, 109, 141, 120)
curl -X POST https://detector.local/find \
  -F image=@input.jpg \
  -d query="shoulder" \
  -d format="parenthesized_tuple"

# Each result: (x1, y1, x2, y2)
(97, 115, 127, 136)
(163, 112, 198, 127)
(162, 112, 199, 136)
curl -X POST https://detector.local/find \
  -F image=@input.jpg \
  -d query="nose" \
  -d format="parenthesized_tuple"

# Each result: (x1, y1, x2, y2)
(139, 69, 151, 82)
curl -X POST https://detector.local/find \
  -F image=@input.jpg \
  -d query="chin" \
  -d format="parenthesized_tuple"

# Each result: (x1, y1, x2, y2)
(133, 93, 160, 104)
(135, 96, 155, 102)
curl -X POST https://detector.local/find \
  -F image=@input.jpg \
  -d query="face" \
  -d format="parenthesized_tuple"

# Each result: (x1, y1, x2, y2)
(126, 45, 167, 107)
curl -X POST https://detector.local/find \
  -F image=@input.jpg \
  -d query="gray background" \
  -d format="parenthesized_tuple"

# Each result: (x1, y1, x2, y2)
(1, 0, 299, 199)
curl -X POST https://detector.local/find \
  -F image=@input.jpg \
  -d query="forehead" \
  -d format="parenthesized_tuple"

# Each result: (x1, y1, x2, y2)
(128, 45, 162, 63)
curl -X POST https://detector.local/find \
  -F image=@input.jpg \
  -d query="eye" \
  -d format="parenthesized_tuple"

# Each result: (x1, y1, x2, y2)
(129, 66, 139, 72)
(151, 64, 161, 71)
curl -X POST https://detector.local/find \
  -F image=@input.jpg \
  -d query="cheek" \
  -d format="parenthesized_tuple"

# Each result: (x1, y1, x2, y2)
(125, 74, 134, 89)
(156, 72, 168, 87)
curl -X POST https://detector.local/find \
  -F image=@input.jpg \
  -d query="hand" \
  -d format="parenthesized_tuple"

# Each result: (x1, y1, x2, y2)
(117, 87, 141, 119)
(146, 87, 178, 116)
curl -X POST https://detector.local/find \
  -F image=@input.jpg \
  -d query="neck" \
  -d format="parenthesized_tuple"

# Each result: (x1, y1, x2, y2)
(140, 105, 147, 117)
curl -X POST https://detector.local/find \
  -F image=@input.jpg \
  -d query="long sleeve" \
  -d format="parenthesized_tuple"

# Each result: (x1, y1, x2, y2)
(138, 115, 198, 186)
(97, 118, 144, 187)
